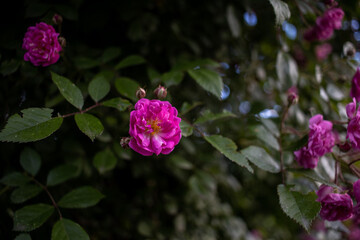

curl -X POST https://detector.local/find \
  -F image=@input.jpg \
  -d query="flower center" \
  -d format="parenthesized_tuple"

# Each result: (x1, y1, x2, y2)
(148, 119, 161, 135)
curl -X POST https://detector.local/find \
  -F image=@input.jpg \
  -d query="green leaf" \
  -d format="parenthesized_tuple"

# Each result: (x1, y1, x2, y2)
(13, 204, 54, 232)
(0, 59, 21, 76)
(180, 120, 193, 137)
(277, 184, 320, 232)
(254, 125, 280, 151)
(51, 72, 84, 109)
(74, 113, 104, 141)
(226, 5, 241, 38)
(1, 172, 30, 187)
(241, 146, 280, 173)
(100, 47, 121, 63)
(102, 98, 131, 111)
(180, 101, 203, 115)
(276, 51, 298, 89)
(204, 135, 253, 173)
(261, 119, 280, 137)
(88, 75, 110, 102)
(0, 108, 63, 143)
(58, 186, 104, 208)
(172, 59, 220, 71)
(47, 164, 79, 187)
(11, 184, 43, 204)
(147, 67, 161, 85)
(194, 109, 236, 124)
(114, 77, 139, 101)
(15, 233, 32, 240)
(93, 148, 117, 174)
(187, 68, 223, 99)
(73, 57, 100, 70)
(52, 219, 90, 240)
(291, 169, 338, 188)
(161, 71, 184, 87)
(168, 155, 194, 170)
(189, 171, 216, 195)
(20, 147, 41, 176)
(269, 0, 291, 25)
(115, 55, 145, 70)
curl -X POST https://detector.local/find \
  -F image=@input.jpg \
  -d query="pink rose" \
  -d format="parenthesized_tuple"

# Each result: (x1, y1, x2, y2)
(22, 22, 62, 67)
(308, 114, 335, 157)
(294, 146, 319, 169)
(315, 43, 332, 61)
(346, 99, 360, 149)
(316, 185, 353, 221)
(129, 98, 181, 156)
(351, 69, 360, 102)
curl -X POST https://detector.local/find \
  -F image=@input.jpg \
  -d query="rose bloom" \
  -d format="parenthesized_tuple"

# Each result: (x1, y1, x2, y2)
(346, 98, 360, 149)
(129, 98, 181, 156)
(351, 69, 360, 102)
(316, 185, 353, 221)
(315, 43, 332, 61)
(22, 22, 62, 67)
(294, 146, 319, 169)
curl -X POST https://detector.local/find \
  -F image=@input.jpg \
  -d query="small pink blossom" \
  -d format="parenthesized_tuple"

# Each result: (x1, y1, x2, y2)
(316, 185, 353, 221)
(346, 99, 360, 149)
(351, 69, 360, 102)
(294, 146, 319, 169)
(22, 22, 62, 67)
(315, 43, 332, 61)
(308, 114, 335, 156)
(129, 98, 181, 156)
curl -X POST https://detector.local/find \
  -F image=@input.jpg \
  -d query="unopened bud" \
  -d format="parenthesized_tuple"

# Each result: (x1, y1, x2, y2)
(120, 137, 131, 149)
(339, 142, 351, 152)
(287, 86, 299, 104)
(52, 14, 63, 25)
(136, 88, 146, 99)
(154, 85, 167, 99)
(58, 37, 66, 48)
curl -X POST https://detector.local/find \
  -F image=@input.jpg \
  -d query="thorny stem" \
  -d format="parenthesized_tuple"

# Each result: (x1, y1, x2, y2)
(61, 102, 102, 118)
(348, 158, 360, 167)
(278, 102, 291, 185)
(31, 177, 62, 219)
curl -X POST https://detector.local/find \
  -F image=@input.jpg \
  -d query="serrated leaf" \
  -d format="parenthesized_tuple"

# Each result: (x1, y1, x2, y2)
(20, 148, 41, 176)
(47, 164, 79, 187)
(291, 169, 338, 188)
(195, 109, 236, 124)
(15, 233, 32, 240)
(58, 186, 104, 208)
(73, 57, 99, 70)
(277, 184, 320, 232)
(93, 148, 117, 174)
(0, 172, 30, 187)
(74, 113, 104, 141)
(269, 0, 291, 25)
(13, 204, 54, 232)
(180, 121, 193, 137)
(241, 146, 280, 173)
(261, 119, 279, 137)
(51, 219, 90, 240)
(204, 135, 253, 173)
(188, 68, 223, 99)
(114, 77, 139, 101)
(115, 55, 145, 70)
(51, 72, 84, 109)
(162, 71, 184, 87)
(88, 74, 110, 102)
(100, 47, 121, 63)
(102, 97, 131, 111)
(11, 184, 42, 204)
(254, 125, 280, 151)
(0, 108, 63, 143)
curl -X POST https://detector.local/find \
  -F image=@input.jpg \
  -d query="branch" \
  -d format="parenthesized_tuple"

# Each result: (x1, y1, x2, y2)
(61, 102, 102, 118)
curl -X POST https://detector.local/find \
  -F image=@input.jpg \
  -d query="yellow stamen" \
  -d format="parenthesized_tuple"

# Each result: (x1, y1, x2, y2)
(148, 119, 161, 135)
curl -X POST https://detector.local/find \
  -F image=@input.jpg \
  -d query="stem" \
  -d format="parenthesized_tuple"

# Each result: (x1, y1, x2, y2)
(348, 158, 360, 167)
(61, 102, 102, 118)
(31, 177, 62, 219)
(278, 103, 291, 185)
(334, 161, 338, 185)
(330, 120, 348, 125)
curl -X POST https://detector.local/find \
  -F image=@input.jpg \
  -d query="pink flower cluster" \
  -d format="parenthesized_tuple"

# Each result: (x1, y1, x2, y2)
(22, 22, 62, 67)
(346, 98, 360, 149)
(304, 8, 344, 42)
(315, 43, 332, 61)
(294, 115, 335, 168)
(351, 69, 360, 102)
(129, 98, 181, 156)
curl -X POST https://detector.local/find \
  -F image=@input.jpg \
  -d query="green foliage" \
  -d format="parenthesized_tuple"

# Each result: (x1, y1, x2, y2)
(115, 55, 145, 70)
(13, 204, 54, 232)
(179, 120, 193, 137)
(14, 234, 32, 240)
(268, 0, 291, 25)
(10, 184, 42, 204)
(277, 185, 320, 232)
(101, 47, 122, 63)
(88, 74, 111, 102)
(194, 109, 236, 124)
(254, 125, 280, 150)
(115, 77, 139, 101)
(276, 51, 298, 89)
(241, 146, 280, 173)
(52, 219, 90, 240)
(187, 68, 223, 99)
(20, 148, 41, 176)
(102, 97, 131, 111)
(58, 186, 104, 208)
(204, 135, 253, 173)
(74, 57, 100, 70)
(0, 108, 63, 143)
(46, 164, 79, 187)
(51, 72, 84, 109)
(93, 148, 117, 174)
(0, 172, 30, 187)
(74, 113, 104, 141)
(162, 70, 184, 87)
